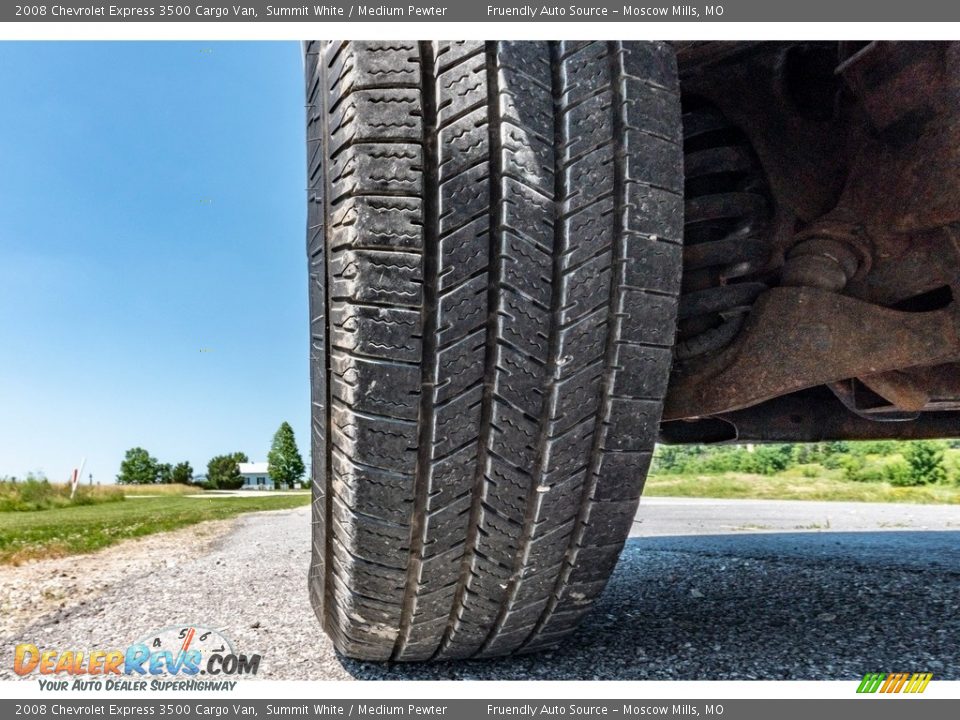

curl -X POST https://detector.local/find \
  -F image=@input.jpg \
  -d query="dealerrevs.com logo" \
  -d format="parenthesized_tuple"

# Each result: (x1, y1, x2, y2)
(13, 625, 260, 691)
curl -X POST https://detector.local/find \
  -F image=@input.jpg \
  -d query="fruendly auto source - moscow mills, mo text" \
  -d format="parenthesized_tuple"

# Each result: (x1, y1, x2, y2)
(486, 4, 719, 17)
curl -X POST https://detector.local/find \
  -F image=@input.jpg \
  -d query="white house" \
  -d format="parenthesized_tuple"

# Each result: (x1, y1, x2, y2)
(238, 462, 273, 490)
(237, 462, 305, 490)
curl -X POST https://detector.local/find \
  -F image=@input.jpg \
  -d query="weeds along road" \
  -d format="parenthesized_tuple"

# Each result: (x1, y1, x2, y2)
(1, 499, 958, 680)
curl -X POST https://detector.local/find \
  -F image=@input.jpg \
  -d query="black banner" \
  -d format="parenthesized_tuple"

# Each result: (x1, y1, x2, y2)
(4, 0, 960, 22)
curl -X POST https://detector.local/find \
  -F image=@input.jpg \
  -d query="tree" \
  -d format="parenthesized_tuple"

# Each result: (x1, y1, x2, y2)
(207, 452, 248, 490)
(117, 447, 159, 485)
(171, 462, 193, 485)
(904, 441, 948, 486)
(156, 463, 173, 484)
(267, 421, 306, 489)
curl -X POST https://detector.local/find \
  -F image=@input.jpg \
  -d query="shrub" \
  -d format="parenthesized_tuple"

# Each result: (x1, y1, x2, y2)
(884, 460, 914, 487)
(945, 452, 960, 485)
(838, 455, 866, 482)
(18, 476, 55, 508)
(903, 441, 948, 486)
(754, 445, 794, 475)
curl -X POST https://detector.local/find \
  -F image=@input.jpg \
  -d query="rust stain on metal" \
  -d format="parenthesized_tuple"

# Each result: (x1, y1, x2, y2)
(664, 287, 960, 421)
(666, 41, 960, 440)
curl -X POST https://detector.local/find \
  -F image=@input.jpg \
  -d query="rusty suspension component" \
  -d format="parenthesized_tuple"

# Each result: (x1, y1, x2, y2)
(664, 42, 960, 436)
(675, 100, 773, 361)
(663, 287, 960, 421)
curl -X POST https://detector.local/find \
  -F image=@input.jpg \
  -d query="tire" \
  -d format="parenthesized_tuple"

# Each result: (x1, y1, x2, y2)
(305, 40, 683, 661)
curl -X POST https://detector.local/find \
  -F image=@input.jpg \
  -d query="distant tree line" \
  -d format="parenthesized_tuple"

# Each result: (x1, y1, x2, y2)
(116, 448, 193, 486)
(116, 421, 307, 490)
(651, 440, 959, 487)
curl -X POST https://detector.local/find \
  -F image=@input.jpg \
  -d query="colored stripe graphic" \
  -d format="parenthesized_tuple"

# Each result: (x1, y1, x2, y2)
(881, 672, 900, 692)
(905, 673, 933, 693)
(857, 672, 931, 694)
(857, 673, 885, 693)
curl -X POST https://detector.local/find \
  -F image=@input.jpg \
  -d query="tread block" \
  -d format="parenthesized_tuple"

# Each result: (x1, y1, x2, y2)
(439, 107, 489, 179)
(428, 444, 477, 508)
(623, 238, 682, 294)
(542, 418, 595, 484)
(437, 277, 487, 345)
(563, 196, 615, 268)
(437, 218, 489, 291)
(490, 402, 538, 470)
(328, 88, 422, 154)
(623, 78, 683, 146)
(556, 308, 608, 364)
(331, 410, 417, 473)
(502, 180, 555, 251)
(330, 249, 422, 306)
(329, 196, 423, 252)
(331, 453, 414, 526)
(624, 181, 683, 244)
(561, 251, 613, 323)
(326, 41, 420, 96)
(623, 127, 684, 194)
(330, 306, 421, 363)
(331, 501, 410, 569)
(435, 330, 486, 402)
(437, 41, 484, 71)
(499, 289, 551, 357)
(329, 143, 423, 198)
(618, 288, 678, 347)
(613, 343, 674, 399)
(621, 41, 679, 91)
(494, 346, 544, 411)
(437, 57, 488, 124)
(439, 162, 490, 234)
(552, 362, 603, 433)
(592, 451, 652, 502)
(330, 353, 420, 421)
(433, 385, 484, 456)
(604, 397, 663, 452)
(581, 498, 641, 546)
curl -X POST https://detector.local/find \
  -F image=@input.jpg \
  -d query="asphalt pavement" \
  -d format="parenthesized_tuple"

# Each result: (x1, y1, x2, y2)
(2, 497, 957, 680)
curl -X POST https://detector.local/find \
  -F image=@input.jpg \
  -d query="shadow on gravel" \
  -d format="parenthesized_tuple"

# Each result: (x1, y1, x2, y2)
(338, 531, 960, 681)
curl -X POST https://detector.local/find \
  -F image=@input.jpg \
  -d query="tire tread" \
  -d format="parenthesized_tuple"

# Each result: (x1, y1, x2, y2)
(307, 40, 682, 662)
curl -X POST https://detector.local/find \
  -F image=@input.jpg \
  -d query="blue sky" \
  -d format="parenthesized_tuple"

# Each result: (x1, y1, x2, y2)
(0, 42, 309, 483)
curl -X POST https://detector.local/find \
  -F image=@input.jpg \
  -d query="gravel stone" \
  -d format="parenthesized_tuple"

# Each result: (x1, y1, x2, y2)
(1, 500, 956, 680)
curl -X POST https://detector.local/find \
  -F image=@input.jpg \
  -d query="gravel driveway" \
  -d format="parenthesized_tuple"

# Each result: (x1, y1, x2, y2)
(2, 498, 957, 680)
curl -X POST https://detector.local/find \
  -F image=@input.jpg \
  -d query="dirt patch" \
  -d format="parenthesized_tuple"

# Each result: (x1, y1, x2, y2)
(0, 517, 236, 639)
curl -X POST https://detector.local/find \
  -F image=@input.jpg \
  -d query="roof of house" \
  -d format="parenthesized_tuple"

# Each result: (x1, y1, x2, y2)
(238, 462, 269, 475)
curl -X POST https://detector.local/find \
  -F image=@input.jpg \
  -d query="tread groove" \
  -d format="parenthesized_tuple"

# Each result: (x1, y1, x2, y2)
(392, 41, 437, 662)
(436, 40, 502, 659)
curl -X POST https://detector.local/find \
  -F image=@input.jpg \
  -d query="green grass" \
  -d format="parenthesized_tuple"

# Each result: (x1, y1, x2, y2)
(0, 494, 310, 564)
(645, 472, 960, 504)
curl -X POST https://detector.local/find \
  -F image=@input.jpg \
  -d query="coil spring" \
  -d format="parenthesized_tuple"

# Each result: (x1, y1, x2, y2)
(675, 98, 774, 362)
